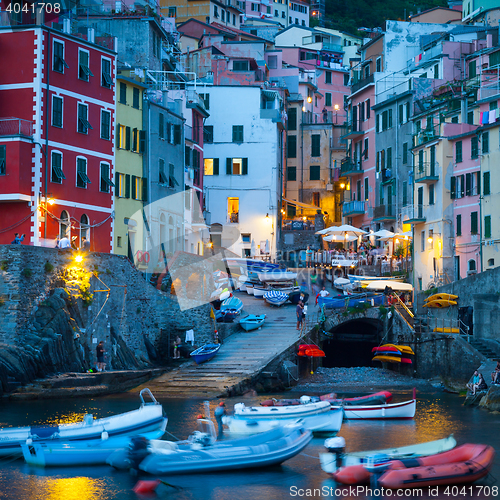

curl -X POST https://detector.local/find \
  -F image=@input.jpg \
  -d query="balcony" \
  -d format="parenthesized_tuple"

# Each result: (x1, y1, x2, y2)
(373, 204, 396, 222)
(351, 73, 375, 94)
(322, 42, 343, 53)
(260, 108, 282, 123)
(0, 118, 33, 138)
(381, 168, 393, 185)
(343, 200, 365, 217)
(401, 204, 426, 224)
(414, 162, 439, 183)
(299, 72, 317, 87)
(342, 121, 364, 139)
(186, 90, 209, 116)
(330, 133, 347, 150)
(414, 125, 439, 146)
(184, 123, 193, 142)
(340, 157, 363, 177)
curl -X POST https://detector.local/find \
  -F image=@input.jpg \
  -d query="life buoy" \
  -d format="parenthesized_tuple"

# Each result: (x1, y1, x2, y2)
(136, 250, 143, 262)
(143, 251, 150, 264)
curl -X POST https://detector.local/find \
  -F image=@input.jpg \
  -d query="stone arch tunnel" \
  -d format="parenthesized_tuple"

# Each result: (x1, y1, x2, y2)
(321, 317, 384, 367)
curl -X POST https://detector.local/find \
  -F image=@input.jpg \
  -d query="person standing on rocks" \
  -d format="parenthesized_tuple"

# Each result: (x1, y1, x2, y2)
(96, 341, 106, 372)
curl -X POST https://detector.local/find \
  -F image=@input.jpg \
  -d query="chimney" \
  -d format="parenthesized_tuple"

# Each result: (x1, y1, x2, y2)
(88, 27, 95, 43)
(63, 18, 71, 33)
(487, 34, 493, 48)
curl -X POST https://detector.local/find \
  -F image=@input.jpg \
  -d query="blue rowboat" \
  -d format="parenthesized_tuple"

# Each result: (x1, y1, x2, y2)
(190, 344, 221, 364)
(220, 296, 243, 315)
(318, 293, 384, 309)
(239, 314, 266, 331)
(264, 290, 289, 307)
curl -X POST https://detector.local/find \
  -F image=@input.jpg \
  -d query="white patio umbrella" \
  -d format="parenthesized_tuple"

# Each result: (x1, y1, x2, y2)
(320, 224, 367, 236)
(324, 234, 358, 242)
(371, 229, 395, 239)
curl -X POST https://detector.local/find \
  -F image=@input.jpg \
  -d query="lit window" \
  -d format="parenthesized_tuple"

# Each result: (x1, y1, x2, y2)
(228, 197, 239, 223)
(118, 124, 126, 148)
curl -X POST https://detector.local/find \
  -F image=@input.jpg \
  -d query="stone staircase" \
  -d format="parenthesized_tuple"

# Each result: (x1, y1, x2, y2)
(470, 339, 500, 360)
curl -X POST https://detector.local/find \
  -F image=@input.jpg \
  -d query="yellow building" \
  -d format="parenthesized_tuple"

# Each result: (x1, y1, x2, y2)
(114, 73, 147, 263)
(160, 0, 242, 28)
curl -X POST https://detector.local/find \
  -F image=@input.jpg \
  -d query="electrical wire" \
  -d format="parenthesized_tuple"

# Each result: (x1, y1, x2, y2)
(0, 213, 32, 233)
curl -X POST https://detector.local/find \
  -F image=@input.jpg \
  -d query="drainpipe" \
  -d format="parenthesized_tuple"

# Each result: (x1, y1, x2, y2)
(300, 105, 304, 203)
(44, 28, 51, 241)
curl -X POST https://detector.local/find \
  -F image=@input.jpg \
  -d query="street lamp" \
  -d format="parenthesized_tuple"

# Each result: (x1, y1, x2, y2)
(334, 104, 339, 124)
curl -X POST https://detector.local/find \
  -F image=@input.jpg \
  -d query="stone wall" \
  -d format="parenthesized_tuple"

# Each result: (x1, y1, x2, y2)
(0, 245, 215, 394)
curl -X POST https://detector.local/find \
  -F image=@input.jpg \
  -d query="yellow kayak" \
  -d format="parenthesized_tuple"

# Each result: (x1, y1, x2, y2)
(423, 299, 457, 308)
(380, 343, 415, 355)
(372, 355, 402, 364)
(433, 327, 460, 333)
(425, 293, 458, 303)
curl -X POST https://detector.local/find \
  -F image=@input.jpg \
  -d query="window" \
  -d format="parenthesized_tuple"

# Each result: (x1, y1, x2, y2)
(199, 93, 210, 110)
(386, 147, 392, 169)
(119, 82, 127, 104)
(325, 71, 332, 84)
(456, 214, 461, 236)
(117, 124, 127, 149)
(78, 49, 93, 81)
(77, 103, 92, 134)
(325, 93, 332, 107)
(311, 134, 320, 156)
(168, 163, 178, 188)
(131, 175, 142, 200)
(429, 184, 435, 205)
(168, 6, 176, 16)
(233, 60, 249, 71)
(116, 173, 126, 197)
(242, 233, 251, 243)
(434, 64, 439, 79)
(117, 236, 122, 247)
(76, 157, 90, 188)
(173, 124, 181, 145)
(132, 128, 140, 152)
(312, 192, 320, 206)
(100, 110, 110, 140)
(364, 177, 369, 201)
(471, 211, 478, 234)
(428, 229, 433, 250)
(288, 108, 297, 131)
(366, 99, 370, 119)
(214, 5, 218, 17)
(282, 11, 285, 18)
(221, 9, 225, 21)
(159, 159, 168, 184)
(100, 162, 114, 192)
(482, 131, 489, 154)
(381, 111, 387, 131)
(469, 60, 476, 78)
(53, 40, 68, 73)
(133, 87, 140, 109)
(388, 108, 393, 128)
(228, 197, 239, 223)
(52, 96, 63, 127)
(51, 151, 65, 183)
(226, 157, 248, 175)
(287, 166, 296, 181)
(485, 215, 491, 239)
(101, 58, 112, 88)
(403, 142, 408, 164)
(310, 165, 320, 180)
(421, 230, 425, 252)
(232, 125, 244, 142)
(468, 111, 474, 124)
(274, 9, 278, 16)
(402, 181, 407, 206)
(363, 138, 368, 159)
(0, 145, 5, 175)
(204, 125, 213, 143)
(204, 158, 219, 175)
(288, 135, 297, 158)
(159, 113, 164, 139)
(456, 141, 462, 163)
(471, 136, 478, 158)
(484, 171, 491, 195)
(376, 57, 381, 72)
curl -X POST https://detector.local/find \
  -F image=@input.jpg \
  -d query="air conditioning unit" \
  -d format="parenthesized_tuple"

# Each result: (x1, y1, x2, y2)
(326, 183, 333, 191)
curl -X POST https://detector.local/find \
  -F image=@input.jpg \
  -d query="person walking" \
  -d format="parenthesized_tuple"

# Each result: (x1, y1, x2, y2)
(296, 300, 305, 331)
(96, 341, 106, 372)
(214, 401, 226, 439)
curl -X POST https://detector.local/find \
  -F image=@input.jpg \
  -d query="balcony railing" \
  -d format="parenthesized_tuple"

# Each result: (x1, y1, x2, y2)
(414, 161, 439, 183)
(401, 204, 426, 223)
(373, 204, 396, 220)
(340, 157, 362, 176)
(260, 108, 282, 123)
(343, 200, 365, 216)
(351, 73, 374, 94)
(186, 90, 207, 112)
(342, 121, 365, 138)
(184, 123, 193, 142)
(414, 125, 439, 146)
(0, 118, 33, 137)
(322, 42, 343, 53)
(299, 72, 317, 86)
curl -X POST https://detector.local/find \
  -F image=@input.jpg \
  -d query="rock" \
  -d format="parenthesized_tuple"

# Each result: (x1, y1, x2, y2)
(479, 385, 500, 411)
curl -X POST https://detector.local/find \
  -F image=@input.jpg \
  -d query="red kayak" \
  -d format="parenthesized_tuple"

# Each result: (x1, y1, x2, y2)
(261, 391, 392, 407)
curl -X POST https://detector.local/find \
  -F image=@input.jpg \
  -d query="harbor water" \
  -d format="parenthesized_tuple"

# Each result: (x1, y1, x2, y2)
(0, 390, 499, 500)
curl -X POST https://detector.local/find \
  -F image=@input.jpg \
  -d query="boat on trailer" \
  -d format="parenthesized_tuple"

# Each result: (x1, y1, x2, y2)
(0, 388, 165, 457)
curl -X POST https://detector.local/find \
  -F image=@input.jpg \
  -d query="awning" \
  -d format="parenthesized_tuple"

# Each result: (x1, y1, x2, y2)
(283, 197, 321, 211)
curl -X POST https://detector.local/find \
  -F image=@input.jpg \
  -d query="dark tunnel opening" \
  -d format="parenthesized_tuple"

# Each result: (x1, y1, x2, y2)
(322, 318, 383, 368)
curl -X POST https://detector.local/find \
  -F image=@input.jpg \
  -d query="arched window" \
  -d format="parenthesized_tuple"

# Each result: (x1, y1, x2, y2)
(60, 210, 70, 238)
(80, 214, 89, 247)
(468, 259, 476, 271)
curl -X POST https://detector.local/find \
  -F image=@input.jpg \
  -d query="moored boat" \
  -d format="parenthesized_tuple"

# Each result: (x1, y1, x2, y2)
(233, 400, 331, 419)
(220, 296, 243, 315)
(239, 314, 266, 331)
(107, 421, 312, 475)
(0, 388, 165, 457)
(264, 290, 289, 306)
(190, 343, 221, 364)
(333, 398, 416, 420)
(261, 391, 392, 407)
(246, 284, 255, 295)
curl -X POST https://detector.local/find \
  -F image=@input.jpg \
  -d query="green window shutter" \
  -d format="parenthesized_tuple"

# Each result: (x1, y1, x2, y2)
(469, 60, 476, 78)
(115, 171, 119, 192)
(484, 171, 490, 195)
(242, 158, 248, 175)
(287, 166, 296, 181)
(311, 135, 320, 157)
(213, 158, 219, 175)
(402, 181, 407, 206)
(485, 215, 491, 239)
(456, 141, 462, 162)
(174, 124, 181, 145)
(125, 126, 131, 150)
(287, 135, 297, 158)
(429, 184, 434, 205)
(116, 123, 121, 148)
(466, 173, 471, 196)
(139, 130, 146, 153)
(460, 175, 465, 198)
(364, 177, 369, 201)
(483, 131, 489, 154)
(477, 172, 481, 195)
(132, 175, 137, 199)
(125, 174, 130, 198)
(471, 211, 478, 234)
(142, 177, 148, 202)
(450, 176, 456, 199)
(388, 108, 393, 128)
(456, 214, 461, 236)
(288, 108, 297, 131)
(471, 136, 478, 158)
(226, 158, 232, 175)
(132, 128, 138, 152)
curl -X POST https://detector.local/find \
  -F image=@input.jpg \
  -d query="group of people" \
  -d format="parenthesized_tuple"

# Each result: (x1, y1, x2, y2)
(466, 362, 500, 395)
(55, 235, 90, 251)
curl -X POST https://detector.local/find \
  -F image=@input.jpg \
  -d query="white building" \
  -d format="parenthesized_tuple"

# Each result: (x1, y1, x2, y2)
(203, 85, 283, 260)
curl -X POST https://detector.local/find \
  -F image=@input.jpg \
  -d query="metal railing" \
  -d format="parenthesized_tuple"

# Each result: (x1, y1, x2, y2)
(373, 204, 396, 219)
(414, 125, 439, 146)
(401, 204, 425, 221)
(351, 73, 374, 93)
(340, 158, 362, 175)
(342, 200, 365, 216)
(414, 161, 439, 182)
(0, 118, 33, 137)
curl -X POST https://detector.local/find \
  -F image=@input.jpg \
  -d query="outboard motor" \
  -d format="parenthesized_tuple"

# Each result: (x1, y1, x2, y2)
(324, 436, 346, 469)
(128, 436, 150, 470)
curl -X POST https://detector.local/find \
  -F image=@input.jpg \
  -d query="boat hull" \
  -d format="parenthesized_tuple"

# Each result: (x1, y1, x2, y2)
(233, 401, 331, 419)
(239, 315, 266, 331)
(264, 291, 289, 306)
(190, 344, 221, 364)
(332, 399, 416, 420)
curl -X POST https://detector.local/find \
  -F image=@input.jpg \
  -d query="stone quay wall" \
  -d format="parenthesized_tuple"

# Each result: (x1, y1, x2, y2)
(0, 245, 215, 394)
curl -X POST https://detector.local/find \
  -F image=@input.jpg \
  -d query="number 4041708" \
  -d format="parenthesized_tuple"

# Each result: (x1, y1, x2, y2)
(6, 3, 61, 14)
(443, 486, 498, 496)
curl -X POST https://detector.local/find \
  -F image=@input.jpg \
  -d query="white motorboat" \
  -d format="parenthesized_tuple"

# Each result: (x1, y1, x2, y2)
(334, 398, 416, 420)
(0, 388, 164, 457)
(233, 399, 331, 419)
(224, 408, 343, 436)
(246, 284, 255, 295)
(253, 285, 267, 298)
(107, 420, 312, 475)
